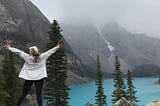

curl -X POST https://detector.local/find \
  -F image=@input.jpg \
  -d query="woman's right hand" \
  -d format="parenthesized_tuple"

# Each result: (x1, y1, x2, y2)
(4, 43, 11, 49)
(58, 43, 63, 48)
(58, 40, 64, 48)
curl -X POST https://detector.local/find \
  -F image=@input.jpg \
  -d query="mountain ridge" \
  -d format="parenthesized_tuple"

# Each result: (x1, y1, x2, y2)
(62, 22, 160, 77)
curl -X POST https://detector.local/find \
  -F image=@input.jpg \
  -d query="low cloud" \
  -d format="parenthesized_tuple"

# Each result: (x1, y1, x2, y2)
(30, 0, 160, 37)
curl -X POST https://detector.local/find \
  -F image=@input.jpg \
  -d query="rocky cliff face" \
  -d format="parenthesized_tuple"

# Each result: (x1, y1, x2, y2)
(63, 22, 160, 77)
(0, 0, 50, 47)
(0, 0, 86, 84)
(62, 24, 114, 78)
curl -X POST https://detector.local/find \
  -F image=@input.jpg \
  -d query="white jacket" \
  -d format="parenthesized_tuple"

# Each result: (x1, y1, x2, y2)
(8, 46, 60, 80)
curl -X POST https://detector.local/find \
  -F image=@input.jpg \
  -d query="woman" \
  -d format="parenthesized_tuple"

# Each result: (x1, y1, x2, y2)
(4, 42, 63, 106)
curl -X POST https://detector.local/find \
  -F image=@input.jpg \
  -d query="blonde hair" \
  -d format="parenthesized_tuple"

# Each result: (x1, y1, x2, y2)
(29, 46, 39, 62)
(29, 46, 38, 55)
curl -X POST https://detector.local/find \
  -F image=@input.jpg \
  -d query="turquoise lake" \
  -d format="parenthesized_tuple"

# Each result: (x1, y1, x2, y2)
(68, 78, 160, 106)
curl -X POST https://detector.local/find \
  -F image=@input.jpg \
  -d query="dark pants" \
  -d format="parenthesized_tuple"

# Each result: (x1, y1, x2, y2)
(16, 78, 44, 106)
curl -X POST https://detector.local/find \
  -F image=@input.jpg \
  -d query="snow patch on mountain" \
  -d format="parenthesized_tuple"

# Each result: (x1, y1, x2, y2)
(96, 26, 115, 52)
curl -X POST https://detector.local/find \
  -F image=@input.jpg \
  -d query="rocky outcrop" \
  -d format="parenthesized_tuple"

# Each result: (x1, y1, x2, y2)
(145, 100, 160, 106)
(113, 97, 138, 106)
(85, 102, 94, 106)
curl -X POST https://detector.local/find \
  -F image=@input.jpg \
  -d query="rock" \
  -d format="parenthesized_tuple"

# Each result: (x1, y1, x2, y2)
(113, 97, 138, 106)
(0, 0, 50, 48)
(85, 102, 94, 106)
(145, 100, 160, 106)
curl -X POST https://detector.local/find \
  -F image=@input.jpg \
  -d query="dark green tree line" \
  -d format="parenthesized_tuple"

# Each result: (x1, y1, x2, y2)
(0, 66, 8, 106)
(44, 20, 69, 106)
(126, 70, 139, 103)
(1, 51, 20, 106)
(112, 55, 127, 104)
(95, 55, 107, 106)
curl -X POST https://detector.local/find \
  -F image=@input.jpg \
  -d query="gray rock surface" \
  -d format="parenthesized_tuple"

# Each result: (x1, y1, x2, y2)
(145, 100, 160, 106)
(113, 97, 138, 106)
(63, 23, 160, 77)
(0, 0, 50, 47)
(85, 102, 94, 106)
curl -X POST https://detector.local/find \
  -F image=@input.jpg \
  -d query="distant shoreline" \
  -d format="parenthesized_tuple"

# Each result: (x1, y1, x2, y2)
(154, 81, 160, 85)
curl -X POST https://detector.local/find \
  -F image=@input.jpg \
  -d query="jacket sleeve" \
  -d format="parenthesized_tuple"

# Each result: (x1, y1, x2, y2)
(41, 45, 60, 59)
(8, 47, 29, 60)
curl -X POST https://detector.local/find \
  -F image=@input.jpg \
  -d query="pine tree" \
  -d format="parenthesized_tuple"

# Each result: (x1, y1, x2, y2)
(44, 20, 69, 106)
(112, 55, 127, 104)
(126, 70, 139, 103)
(1, 51, 20, 106)
(95, 55, 107, 106)
(0, 66, 8, 106)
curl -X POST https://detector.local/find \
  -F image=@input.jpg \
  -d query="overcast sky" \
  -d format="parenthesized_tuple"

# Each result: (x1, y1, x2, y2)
(30, 0, 160, 38)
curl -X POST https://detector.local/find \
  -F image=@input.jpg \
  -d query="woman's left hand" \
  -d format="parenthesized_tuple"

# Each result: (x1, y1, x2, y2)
(4, 43, 11, 49)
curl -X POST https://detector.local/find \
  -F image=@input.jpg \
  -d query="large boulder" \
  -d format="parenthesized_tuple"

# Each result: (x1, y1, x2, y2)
(145, 100, 160, 106)
(113, 97, 138, 106)
(85, 102, 94, 106)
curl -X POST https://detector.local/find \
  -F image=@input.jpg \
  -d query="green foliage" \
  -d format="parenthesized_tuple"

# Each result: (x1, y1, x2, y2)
(44, 20, 69, 106)
(112, 55, 127, 104)
(126, 70, 139, 103)
(95, 55, 107, 106)
(0, 65, 8, 106)
(1, 51, 20, 106)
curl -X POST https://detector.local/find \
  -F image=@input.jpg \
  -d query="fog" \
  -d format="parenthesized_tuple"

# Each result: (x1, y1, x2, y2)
(30, 0, 160, 38)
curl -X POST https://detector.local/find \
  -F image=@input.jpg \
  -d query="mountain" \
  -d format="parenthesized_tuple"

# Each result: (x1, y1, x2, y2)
(62, 22, 160, 77)
(2, 0, 160, 80)
(0, 0, 49, 47)
(0, 0, 86, 85)
(132, 64, 160, 77)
